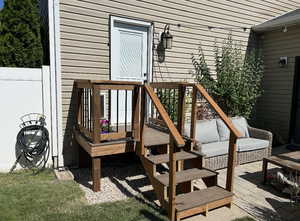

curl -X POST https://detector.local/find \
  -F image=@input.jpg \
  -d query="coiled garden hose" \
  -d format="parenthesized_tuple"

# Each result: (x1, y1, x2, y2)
(10, 120, 50, 173)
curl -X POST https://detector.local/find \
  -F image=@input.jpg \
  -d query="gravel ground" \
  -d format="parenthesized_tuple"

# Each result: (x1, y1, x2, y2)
(70, 154, 155, 204)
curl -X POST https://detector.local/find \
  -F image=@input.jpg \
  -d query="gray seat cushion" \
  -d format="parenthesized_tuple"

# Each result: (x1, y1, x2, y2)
(184, 119, 220, 144)
(199, 141, 229, 157)
(198, 138, 269, 157)
(237, 138, 269, 152)
(217, 117, 249, 141)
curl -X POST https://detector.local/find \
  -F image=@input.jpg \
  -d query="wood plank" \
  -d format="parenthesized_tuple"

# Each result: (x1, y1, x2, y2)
(169, 136, 176, 221)
(148, 117, 167, 128)
(91, 80, 142, 85)
(132, 86, 140, 141)
(264, 151, 300, 171)
(140, 156, 168, 210)
(95, 84, 136, 90)
(155, 168, 217, 186)
(190, 86, 197, 142)
(177, 85, 186, 134)
(175, 186, 234, 212)
(92, 157, 101, 192)
(100, 131, 132, 140)
(144, 126, 169, 147)
(146, 151, 202, 165)
(177, 196, 233, 220)
(144, 85, 185, 147)
(74, 129, 92, 155)
(138, 86, 146, 156)
(226, 132, 238, 192)
(90, 140, 135, 157)
(76, 81, 92, 89)
(92, 86, 101, 143)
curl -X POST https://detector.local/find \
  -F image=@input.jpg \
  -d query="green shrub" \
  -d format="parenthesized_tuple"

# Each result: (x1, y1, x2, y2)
(0, 0, 43, 67)
(191, 34, 263, 119)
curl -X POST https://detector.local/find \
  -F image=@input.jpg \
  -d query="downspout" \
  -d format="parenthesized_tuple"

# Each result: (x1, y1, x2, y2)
(48, 0, 63, 169)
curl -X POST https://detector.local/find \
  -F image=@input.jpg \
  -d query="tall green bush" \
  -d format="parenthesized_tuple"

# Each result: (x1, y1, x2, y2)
(0, 0, 43, 67)
(192, 34, 264, 119)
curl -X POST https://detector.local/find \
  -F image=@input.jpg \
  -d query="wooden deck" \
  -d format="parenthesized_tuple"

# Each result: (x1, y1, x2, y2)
(214, 147, 300, 221)
(144, 126, 169, 147)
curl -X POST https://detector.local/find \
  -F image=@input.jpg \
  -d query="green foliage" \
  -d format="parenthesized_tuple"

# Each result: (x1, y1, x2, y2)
(0, 0, 43, 67)
(157, 89, 178, 122)
(192, 34, 264, 119)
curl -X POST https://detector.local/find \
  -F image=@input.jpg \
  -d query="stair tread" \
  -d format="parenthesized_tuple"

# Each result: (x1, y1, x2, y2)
(146, 151, 201, 165)
(176, 186, 234, 212)
(155, 168, 217, 186)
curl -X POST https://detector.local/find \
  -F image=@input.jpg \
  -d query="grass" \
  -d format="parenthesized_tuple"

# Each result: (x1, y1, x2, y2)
(0, 169, 255, 221)
(0, 169, 167, 221)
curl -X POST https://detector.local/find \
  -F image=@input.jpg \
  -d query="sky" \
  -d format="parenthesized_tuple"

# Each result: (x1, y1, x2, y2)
(0, 0, 3, 9)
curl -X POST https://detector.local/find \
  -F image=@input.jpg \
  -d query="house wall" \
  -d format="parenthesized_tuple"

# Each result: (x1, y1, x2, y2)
(255, 24, 300, 143)
(59, 0, 300, 165)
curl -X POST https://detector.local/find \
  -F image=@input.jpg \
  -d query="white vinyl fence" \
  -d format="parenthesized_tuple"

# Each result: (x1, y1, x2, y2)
(0, 66, 52, 172)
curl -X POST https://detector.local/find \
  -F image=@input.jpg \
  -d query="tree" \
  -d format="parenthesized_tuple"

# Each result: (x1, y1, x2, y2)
(0, 0, 43, 67)
(191, 34, 264, 119)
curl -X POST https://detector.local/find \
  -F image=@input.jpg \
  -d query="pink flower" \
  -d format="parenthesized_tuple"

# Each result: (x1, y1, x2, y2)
(100, 119, 109, 124)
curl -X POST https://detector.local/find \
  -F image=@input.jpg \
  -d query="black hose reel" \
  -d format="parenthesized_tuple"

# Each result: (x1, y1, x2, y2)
(10, 113, 50, 173)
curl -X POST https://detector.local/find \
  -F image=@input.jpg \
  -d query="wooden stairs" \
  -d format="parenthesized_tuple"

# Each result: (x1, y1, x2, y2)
(140, 149, 234, 221)
(136, 84, 241, 221)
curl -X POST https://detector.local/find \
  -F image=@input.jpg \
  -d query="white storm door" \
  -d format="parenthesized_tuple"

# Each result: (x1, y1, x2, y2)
(110, 18, 150, 125)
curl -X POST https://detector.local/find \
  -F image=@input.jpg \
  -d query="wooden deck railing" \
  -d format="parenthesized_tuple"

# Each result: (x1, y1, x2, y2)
(74, 80, 142, 144)
(150, 82, 192, 134)
(193, 84, 242, 192)
(151, 82, 242, 191)
(142, 84, 185, 221)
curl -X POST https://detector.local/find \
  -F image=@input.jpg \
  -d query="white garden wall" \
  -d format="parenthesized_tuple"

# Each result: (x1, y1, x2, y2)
(0, 66, 53, 172)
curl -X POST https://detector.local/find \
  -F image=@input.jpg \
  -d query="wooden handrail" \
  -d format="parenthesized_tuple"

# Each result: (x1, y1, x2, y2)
(150, 82, 194, 88)
(194, 84, 242, 138)
(144, 84, 185, 147)
(194, 83, 241, 194)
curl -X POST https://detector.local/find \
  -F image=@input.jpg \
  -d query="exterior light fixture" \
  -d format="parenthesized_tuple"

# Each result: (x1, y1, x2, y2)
(282, 26, 288, 33)
(279, 56, 287, 68)
(161, 24, 173, 49)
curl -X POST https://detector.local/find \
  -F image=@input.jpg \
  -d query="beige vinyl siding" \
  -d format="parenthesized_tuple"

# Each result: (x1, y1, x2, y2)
(255, 25, 300, 142)
(59, 0, 300, 165)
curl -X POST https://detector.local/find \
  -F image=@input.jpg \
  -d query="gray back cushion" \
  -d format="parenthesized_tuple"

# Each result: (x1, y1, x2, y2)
(217, 117, 249, 141)
(194, 119, 220, 144)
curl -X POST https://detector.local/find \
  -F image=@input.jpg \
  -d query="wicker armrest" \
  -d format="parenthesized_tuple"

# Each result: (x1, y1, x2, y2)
(248, 126, 272, 141)
(248, 126, 273, 156)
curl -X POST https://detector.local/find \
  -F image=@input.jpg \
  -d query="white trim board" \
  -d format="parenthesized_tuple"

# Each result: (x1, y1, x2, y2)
(48, 0, 63, 168)
(110, 16, 153, 83)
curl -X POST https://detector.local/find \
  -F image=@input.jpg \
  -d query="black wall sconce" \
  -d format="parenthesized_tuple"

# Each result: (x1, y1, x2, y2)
(161, 24, 173, 49)
(279, 56, 287, 68)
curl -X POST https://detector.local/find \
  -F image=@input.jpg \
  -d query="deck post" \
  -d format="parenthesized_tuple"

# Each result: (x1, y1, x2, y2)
(226, 132, 238, 192)
(138, 86, 146, 156)
(190, 86, 197, 144)
(92, 157, 101, 192)
(169, 136, 176, 221)
(92, 85, 101, 143)
(177, 85, 186, 135)
(132, 85, 140, 141)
